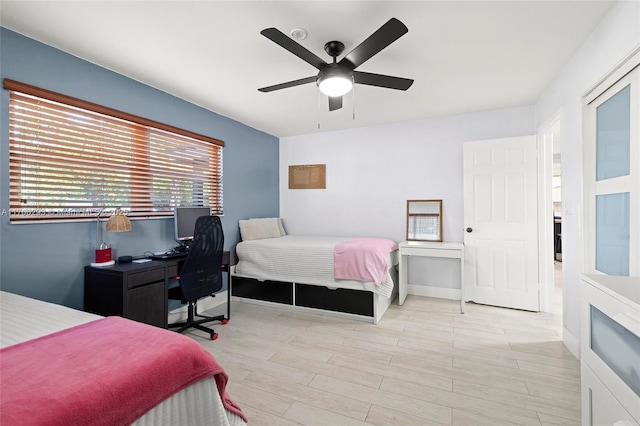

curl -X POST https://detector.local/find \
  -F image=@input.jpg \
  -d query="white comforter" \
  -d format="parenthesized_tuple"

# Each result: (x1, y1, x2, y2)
(0, 291, 246, 426)
(234, 235, 398, 299)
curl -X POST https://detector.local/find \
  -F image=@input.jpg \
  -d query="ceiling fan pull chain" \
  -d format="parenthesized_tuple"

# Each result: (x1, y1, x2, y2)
(352, 84, 356, 120)
(317, 90, 322, 129)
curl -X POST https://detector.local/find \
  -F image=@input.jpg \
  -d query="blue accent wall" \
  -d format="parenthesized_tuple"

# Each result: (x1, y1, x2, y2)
(0, 28, 280, 308)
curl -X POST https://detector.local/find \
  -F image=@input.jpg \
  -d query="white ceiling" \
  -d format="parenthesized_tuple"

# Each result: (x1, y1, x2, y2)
(0, 1, 614, 138)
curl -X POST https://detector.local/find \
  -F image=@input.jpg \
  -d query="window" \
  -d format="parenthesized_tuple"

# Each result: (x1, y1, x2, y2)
(5, 79, 223, 222)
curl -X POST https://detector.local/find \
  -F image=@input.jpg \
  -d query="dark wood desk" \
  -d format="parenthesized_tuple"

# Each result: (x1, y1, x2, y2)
(84, 251, 231, 328)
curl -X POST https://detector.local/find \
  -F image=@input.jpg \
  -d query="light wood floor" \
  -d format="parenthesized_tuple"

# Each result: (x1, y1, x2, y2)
(195, 262, 578, 426)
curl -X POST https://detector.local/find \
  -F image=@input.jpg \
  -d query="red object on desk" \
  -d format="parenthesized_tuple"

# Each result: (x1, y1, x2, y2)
(95, 248, 112, 263)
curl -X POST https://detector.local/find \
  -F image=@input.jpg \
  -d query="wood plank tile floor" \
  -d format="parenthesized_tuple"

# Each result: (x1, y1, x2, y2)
(193, 263, 578, 426)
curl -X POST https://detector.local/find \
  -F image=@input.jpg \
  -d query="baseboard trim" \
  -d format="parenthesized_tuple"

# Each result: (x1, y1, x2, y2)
(168, 290, 228, 322)
(408, 284, 461, 301)
(563, 326, 581, 359)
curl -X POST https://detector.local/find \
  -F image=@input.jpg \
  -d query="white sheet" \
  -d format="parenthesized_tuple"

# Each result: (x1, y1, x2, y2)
(0, 291, 246, 426)
(234, 235, 398, 299)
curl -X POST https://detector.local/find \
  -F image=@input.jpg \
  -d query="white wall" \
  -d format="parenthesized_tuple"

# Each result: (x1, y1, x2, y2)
(280, 106, 535, 290)
(535, 0, 640, 356)
(278, 0, 639, 356)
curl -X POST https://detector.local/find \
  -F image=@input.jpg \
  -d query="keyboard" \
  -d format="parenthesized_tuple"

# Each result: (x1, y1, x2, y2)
(149, 251, 188, 260)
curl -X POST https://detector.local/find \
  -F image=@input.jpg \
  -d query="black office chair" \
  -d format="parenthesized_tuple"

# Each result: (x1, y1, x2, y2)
(168, 215, 227, 340)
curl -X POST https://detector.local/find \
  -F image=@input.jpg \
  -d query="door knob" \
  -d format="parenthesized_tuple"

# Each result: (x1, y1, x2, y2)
(466, 227, 473, 233)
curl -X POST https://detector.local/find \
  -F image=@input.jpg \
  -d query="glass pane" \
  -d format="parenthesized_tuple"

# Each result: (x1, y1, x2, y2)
(596, 85, 630, 180)
(408, 215, 440, 240)
(596, 193, 630, 276)
(591, 305, 640, 396)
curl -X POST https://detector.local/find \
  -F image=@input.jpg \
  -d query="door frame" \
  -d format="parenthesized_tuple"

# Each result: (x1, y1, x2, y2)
(537, 110, 563, 313)
(463, 121, 561, 313)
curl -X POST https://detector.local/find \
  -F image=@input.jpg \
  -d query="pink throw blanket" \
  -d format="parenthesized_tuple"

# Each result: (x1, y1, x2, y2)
(0, 316, 247, 426)
(334, 237, 398, 285)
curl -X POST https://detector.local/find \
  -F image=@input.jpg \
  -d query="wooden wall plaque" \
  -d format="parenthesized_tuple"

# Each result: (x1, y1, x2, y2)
(288, 164, 326, 189)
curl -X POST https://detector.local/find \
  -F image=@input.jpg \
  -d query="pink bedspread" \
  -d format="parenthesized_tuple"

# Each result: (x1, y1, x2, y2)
(0, 316, 246, 426)
(334, 237, 398, 285)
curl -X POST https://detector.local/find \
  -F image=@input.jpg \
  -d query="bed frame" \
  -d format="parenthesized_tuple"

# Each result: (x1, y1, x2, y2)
(230, 265, 398, 324)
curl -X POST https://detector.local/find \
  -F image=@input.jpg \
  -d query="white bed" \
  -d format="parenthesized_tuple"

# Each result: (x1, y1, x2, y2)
(0, 291, 246, 426)
(233, 235, 399, 324)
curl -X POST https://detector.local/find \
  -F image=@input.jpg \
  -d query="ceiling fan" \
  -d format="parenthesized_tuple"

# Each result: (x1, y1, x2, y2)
(258, 18, 414, 111)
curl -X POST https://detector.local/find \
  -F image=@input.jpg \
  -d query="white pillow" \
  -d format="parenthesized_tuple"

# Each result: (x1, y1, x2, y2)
(250, 217, 286, 236)
(239, 218, 283, 240)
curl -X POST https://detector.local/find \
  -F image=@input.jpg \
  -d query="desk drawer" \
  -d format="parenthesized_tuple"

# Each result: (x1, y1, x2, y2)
(127, 267, 165, 288)
(167, 265, 179, 278)
(127, 280, 166, 328)
(401, 247, 461, 258)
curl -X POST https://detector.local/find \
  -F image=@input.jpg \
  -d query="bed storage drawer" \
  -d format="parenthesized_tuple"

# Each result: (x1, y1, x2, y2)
(232, 276, 293, 305)
(295, 283, 374, 317)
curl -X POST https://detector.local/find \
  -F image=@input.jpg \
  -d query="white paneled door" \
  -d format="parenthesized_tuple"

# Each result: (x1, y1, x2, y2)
(463, 136, 540, 311)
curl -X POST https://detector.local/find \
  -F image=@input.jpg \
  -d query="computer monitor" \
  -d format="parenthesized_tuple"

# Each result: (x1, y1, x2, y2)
(174, 206, 211, 242)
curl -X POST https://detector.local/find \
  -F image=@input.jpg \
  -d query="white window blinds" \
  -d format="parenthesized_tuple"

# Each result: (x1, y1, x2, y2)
(5, 79, 223, 222)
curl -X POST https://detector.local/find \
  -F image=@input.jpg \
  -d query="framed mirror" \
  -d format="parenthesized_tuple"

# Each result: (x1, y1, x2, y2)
(406, 199, 443, 242)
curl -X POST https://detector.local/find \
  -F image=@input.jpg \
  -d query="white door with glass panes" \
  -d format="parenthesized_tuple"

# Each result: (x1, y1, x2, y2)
(463, 136, 540, 311)
(584, 55, 639, 277)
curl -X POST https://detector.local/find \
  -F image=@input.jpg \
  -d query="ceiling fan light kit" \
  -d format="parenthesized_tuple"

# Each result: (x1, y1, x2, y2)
(258, 18, 414, 112)
(317, 68, 353, 97)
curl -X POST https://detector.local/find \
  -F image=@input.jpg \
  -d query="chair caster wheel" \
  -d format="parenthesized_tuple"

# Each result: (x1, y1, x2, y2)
(222, 319, 228, 325)
(211, 333, 218, 340)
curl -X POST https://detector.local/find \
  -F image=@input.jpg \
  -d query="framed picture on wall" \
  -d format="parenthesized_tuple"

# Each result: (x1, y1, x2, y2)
(288, 164, 326, 189)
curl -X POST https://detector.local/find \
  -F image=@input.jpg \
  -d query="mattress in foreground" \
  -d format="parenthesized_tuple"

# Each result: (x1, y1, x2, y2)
(235, 235, 398, 299)
(0, 291, 246, 426)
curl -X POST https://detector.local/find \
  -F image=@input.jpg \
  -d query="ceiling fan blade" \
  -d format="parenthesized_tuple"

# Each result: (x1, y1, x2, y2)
(261, 28, 327, 70)
(339, 18, 408, 69)
(328, 96, 343, 111)
(354, 71, 413, 90)
(258, 76, 317, 92)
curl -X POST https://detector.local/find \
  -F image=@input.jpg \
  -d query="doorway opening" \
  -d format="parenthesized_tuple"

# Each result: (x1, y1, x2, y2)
(538, 112, 563, 314)
(552, 121, 563, 313)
